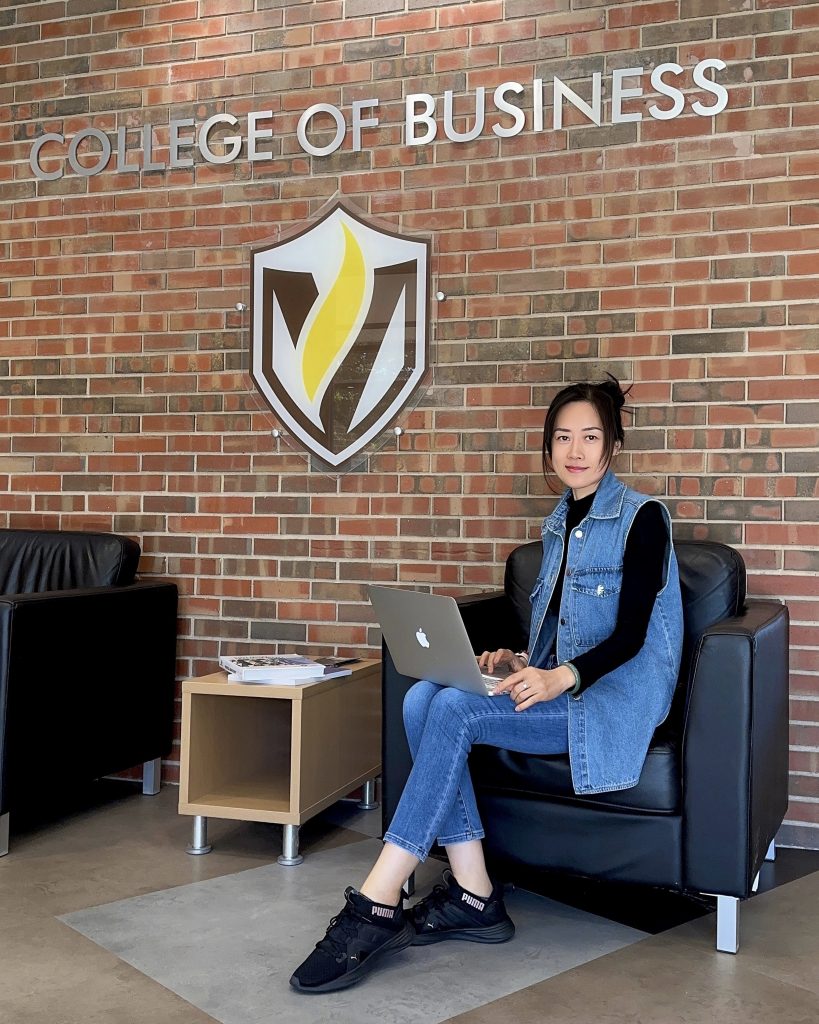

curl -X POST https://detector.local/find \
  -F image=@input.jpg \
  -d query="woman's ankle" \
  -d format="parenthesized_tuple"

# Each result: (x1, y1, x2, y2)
(360, 842, 419, 908)
(359, 883, 402, 907)
(451, 872, 493, 900)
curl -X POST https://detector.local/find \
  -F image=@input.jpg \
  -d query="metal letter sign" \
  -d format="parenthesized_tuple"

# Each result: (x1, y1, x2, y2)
(251, 203, 430, 470)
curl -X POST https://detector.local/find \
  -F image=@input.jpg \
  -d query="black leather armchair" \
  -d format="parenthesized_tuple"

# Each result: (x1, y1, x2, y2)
(382, 540, 790, 953)
(0, 529, 179, 856)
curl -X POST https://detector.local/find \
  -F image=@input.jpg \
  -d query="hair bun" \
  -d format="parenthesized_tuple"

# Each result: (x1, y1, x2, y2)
(596, 373, 628, 410)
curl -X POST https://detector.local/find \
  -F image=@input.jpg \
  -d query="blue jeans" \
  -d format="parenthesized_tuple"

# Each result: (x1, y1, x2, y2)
(383, 681, 570, 862)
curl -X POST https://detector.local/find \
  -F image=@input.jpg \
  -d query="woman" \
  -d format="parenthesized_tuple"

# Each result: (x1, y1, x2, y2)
(290, 376, 683, 994)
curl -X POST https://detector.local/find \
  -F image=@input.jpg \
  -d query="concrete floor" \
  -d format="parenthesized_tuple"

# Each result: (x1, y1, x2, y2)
(2, 782, 818, 1024)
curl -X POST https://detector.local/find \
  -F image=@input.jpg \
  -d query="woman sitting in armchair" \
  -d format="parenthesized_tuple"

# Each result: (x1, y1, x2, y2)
(290, 375, 683, 994)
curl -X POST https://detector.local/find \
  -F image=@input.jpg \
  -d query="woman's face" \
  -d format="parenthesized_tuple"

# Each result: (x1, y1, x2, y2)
(548, 400, 617, 499)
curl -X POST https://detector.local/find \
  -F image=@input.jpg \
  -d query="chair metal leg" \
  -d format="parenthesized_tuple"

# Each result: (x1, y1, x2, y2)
(403, 871, 416, 899)
(765, 839, 776, 862)
(0, 812, 8, 857)
(752, 871, 760, 893)
(715, 895, 739, 954)
(142, 757, 161, 796)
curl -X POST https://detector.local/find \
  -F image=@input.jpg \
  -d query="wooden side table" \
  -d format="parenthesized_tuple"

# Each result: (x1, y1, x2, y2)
(178, 659, 381, 865)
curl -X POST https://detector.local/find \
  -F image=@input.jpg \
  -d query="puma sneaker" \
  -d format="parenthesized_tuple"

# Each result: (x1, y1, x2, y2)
(290, 887, 413, 993)
(409, 870, 515, 945)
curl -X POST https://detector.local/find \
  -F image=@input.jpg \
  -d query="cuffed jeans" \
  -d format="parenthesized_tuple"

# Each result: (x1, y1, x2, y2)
(383, 681, 570, 862)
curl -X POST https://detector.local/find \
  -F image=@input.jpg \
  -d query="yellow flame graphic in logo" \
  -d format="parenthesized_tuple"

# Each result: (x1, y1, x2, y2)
(301, 222, 366, 402)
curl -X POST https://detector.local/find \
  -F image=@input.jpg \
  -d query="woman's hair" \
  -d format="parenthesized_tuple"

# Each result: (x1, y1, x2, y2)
(541, 373, 632, 481)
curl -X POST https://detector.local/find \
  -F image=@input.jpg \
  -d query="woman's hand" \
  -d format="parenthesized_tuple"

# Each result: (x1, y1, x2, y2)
(478, 648, 527, 675)
(491, 664, 577, 711)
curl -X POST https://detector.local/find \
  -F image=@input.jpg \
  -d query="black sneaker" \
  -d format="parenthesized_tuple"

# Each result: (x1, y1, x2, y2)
(289, 887, 413, 994)
(409, 870, 515, 945)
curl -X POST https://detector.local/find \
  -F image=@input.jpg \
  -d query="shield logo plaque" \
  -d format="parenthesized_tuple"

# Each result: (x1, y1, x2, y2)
(251, 202, 431, 469)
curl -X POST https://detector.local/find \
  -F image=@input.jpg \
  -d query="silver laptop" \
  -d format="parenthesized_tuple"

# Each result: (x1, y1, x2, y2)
(368, 585, 510, 695)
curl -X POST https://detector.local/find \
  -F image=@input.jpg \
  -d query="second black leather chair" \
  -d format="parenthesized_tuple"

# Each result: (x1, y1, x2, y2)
(0, 529, 178, 857)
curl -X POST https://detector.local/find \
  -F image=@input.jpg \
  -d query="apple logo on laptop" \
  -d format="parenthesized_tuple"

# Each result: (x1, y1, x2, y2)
(416, 627, 430, 649)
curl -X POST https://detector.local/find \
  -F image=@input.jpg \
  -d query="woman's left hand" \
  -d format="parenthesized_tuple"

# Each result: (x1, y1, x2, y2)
(492, 665, 576, 711)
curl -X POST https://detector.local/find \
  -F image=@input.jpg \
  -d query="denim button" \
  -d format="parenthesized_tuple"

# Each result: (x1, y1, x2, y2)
(560, 617, 566, 625)
(574, 529, 583, 538)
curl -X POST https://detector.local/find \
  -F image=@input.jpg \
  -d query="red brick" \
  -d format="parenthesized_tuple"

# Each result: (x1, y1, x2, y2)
(637, 260, 709, 284)
(405, 27, 469, 54)
(470, 250, 533, 272)
(611, 1, 679, 26)
(440, 2, 504, 28)
(713, 207, 787, 231)
(639, 212, 712, 237)
(756, 29, 819, 57)
(537, 10, 605, 35)
(570, 28, 640, 55)
(565, 268, 630, 293)
(712, 157, 788, 183)
(600, 287, 672, 310)
(675, 282, 749, 306)
(677, 184, 752, 210)
(752, 228, 819, 252)
(376, 10, 436, 35)
(756, 128, 819, 156)
(718, 107, 791, 135)
(637, 309, 710, 332)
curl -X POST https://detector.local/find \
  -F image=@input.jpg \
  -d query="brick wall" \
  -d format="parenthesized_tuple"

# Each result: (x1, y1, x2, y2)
(1, 0, 817, 847)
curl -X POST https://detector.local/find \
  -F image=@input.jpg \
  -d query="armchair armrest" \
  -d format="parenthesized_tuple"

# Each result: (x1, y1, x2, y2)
(682, 599, 789, 898)
(457, 590, 525, 654)
(0, 581, 178, 817)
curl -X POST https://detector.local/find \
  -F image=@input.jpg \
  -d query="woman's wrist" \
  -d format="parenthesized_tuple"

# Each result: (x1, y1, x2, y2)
(561, 661, 582, 697)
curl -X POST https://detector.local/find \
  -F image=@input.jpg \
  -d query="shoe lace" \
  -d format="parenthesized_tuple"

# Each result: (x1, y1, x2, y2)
(316, 906, 362, 960)
(414, 881, 451, 921)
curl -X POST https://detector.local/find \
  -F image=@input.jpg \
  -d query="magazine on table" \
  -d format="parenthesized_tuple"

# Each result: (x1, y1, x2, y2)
(218, 653, 359, 685)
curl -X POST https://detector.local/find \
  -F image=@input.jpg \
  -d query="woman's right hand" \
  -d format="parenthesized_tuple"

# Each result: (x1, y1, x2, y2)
(478, 648, 527, 674)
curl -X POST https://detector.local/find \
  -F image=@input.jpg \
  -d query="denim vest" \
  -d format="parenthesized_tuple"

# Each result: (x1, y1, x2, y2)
(528, 470, 683, 794)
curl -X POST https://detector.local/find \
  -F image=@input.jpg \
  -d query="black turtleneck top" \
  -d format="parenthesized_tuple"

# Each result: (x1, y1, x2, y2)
(544, 491, 669, 695)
